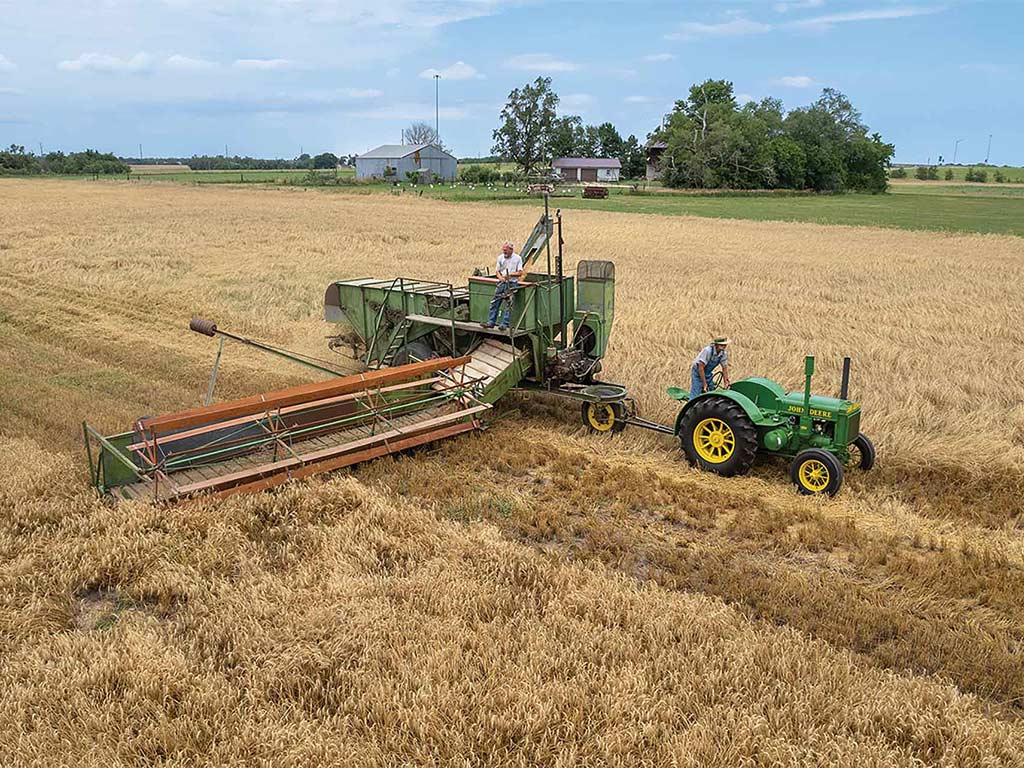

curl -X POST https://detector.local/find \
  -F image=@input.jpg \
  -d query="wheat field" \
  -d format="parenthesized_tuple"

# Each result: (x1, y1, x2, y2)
(1, 179, 1023, 766)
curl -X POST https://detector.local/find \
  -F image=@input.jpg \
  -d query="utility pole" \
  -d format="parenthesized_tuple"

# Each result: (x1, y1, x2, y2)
(985, 134, 992, 164)
(139, 143, 143, 161)
(225, 143, 229, 157)
(38, 141, 43, 156)
(953, 138, 964, 165)
(434, 73, 440, 145)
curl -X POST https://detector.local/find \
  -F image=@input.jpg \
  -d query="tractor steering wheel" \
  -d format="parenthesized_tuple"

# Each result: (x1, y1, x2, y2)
(707, 369, 725, 391)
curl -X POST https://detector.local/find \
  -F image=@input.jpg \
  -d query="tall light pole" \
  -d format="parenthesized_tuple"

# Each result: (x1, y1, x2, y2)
(433, 73, 440, 146)
(953, 138, 964, 165)
(985, 134, 992, 164)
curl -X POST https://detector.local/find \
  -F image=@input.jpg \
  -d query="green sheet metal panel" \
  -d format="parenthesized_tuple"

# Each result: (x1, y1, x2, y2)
(480, 351, 531, 404)
(99, 431, 142, 489)
(469, 278, 535, 330)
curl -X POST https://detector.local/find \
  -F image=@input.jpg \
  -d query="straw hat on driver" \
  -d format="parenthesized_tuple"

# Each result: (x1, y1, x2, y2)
(713, 336, 731, 345)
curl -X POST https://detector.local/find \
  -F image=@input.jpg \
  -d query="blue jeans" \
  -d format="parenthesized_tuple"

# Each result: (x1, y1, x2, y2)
(487, 280, 517, 327)
(689, 364, 719, 399)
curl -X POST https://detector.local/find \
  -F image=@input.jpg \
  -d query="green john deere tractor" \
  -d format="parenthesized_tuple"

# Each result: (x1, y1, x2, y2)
(667, 356, 875, 496)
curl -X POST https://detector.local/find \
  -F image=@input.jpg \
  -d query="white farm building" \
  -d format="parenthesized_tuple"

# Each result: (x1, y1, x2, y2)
(552, 157, 621, 183)
(355, 144, 457, 182)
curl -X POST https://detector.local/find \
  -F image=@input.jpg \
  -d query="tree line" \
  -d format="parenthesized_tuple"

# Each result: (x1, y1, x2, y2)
(0, 146, 355, 175)
(491, 77, 894, 192)
(1, 145, 130, 175)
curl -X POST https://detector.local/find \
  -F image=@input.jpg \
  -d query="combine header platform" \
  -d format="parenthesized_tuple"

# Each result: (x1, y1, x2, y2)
(84, 355, 486, 503)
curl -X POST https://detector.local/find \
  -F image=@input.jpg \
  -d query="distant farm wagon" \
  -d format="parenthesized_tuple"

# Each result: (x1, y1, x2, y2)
(355, 144, 457, 182)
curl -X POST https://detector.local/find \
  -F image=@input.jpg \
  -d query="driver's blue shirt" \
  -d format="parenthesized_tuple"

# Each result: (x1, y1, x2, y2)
(690, 344, 728, 398)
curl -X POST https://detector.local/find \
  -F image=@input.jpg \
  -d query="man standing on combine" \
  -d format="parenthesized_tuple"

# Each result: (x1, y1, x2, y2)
(690, 337, 731, 399)
(482, 240, 523, 331)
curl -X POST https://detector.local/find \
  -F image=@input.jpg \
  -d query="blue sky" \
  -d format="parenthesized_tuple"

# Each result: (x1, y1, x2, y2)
(0, 0, 1019, 164)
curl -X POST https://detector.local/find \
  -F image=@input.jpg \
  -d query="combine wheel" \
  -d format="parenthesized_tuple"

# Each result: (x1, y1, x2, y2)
(582, 401, 627, 433)
(679, 397, 757, 477)
(845, 434, 876, 470)
(791, 449, 844, 496)
(392, 340, 437, 366)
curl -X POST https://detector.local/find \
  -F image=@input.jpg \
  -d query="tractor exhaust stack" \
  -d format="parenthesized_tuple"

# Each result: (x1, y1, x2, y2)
(840, 356, 851, 400)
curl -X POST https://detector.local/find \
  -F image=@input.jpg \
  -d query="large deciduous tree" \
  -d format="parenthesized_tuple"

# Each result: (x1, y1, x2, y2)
(655, 79, 893, 192)
(492, 77, 559, 174)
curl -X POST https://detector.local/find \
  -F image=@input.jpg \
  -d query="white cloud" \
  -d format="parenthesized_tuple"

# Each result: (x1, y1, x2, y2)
(561, 93, 593, 109)
(58, 52, 152, 73)
(791, 6, 940, 30)
(777, 75, 814, 87)
(0, 86, 23, 95)
(643, 53, 677, 62)
(774, 0, 824, 12)
(168, 87, 383, 115)
(158, 0, 523, 30)
(233, 58, 292, 70)
(667, 5, 939, 41)
(346, 102, 470, 120)
(504, 53, 577, 72)
(0, 54, 15, 72)
(419, 61, 484, 80)
(666, 18, 772, 40)
(960, 62, 1007, 75)
(165, 54, 216, 70)
(624, 95, 655, 104)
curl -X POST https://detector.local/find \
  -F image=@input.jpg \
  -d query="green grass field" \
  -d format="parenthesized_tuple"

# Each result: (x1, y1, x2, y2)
(78, 165, 1024, 237)
(893, 165, 1024, 182)
(889, 180, 1024, 198)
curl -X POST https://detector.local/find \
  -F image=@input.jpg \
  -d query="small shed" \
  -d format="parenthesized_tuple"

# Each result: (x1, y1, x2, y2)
(355, 143, 457, 182)
(552, 157, 621, 183)
(645, 141, 667, 181)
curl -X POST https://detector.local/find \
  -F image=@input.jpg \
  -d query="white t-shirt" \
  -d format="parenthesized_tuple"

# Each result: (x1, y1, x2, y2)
(495, 251, 523, 278)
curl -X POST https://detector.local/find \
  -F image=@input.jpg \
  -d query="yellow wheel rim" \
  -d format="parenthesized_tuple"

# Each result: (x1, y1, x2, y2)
(798, 459, 831, 492)
(587, 403, 616, 432)
(693, 418, 735, 463)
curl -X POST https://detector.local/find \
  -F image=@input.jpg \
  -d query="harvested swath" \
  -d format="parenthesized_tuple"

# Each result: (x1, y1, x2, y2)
(0, 439, 1021, 766)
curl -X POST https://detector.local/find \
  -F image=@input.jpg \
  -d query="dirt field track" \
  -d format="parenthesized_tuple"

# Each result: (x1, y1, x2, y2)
(1, 179, 1023, 766)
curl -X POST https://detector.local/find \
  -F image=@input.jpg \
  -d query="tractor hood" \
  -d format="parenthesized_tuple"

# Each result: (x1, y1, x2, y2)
(780, 392, 859, 420)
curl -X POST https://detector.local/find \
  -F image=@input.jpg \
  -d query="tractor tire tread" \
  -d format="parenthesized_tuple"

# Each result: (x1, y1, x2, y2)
(679, 396, 758, 477)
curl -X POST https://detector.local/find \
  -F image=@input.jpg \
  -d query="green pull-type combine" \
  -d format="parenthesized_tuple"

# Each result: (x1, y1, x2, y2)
(323, 209, 623, 418)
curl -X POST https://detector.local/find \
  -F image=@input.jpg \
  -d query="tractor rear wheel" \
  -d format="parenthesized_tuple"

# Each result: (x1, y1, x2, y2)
(846, 434, 876, 470)
(582, 401, 627, 433)
(791, 449, 844, 496)
(679, 397, 758, 477)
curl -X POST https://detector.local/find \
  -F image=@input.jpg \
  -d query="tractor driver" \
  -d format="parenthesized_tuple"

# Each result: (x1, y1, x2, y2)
(482, 240, 523, 331)
(690, 337, 731, 399)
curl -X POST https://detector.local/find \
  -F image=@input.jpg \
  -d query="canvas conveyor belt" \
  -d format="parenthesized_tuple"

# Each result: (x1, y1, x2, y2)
(84, 356, 488, 504)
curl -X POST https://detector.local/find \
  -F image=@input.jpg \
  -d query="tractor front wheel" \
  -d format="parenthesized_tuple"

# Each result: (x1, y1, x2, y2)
(791, 449, 844, 496)
(679, 397, 758, 477)
(846, 434, 876, 470)
(582, 401, 627, 433)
